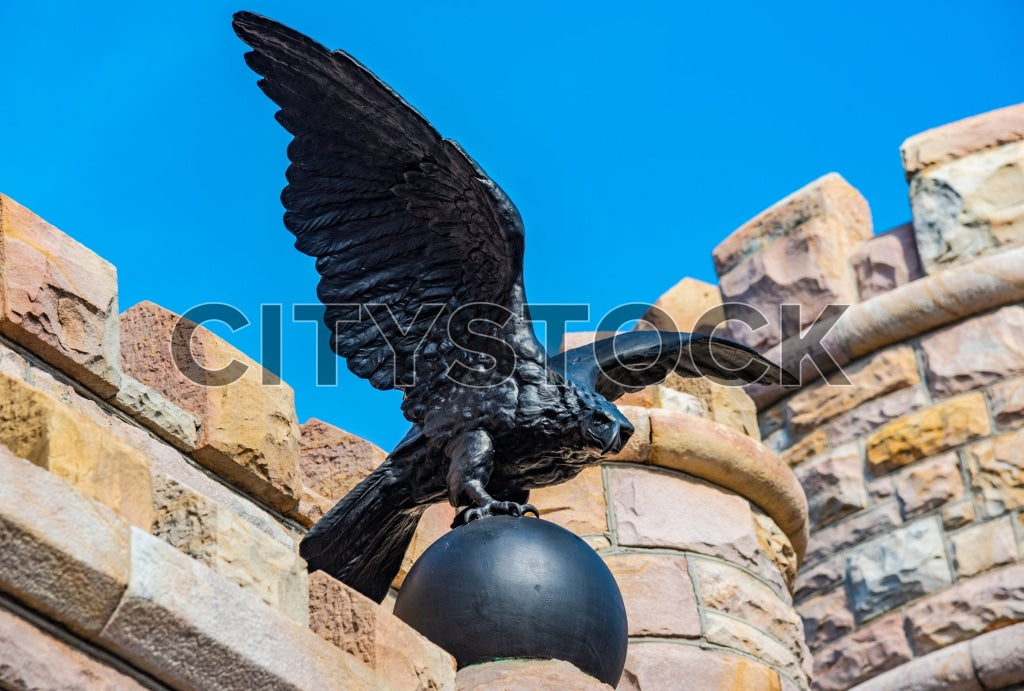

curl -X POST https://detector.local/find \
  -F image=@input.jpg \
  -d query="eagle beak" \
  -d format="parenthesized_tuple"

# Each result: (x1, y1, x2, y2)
(600, 417, 635, 455)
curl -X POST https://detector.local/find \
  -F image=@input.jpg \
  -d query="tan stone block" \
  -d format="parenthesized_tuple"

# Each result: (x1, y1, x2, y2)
(865, 393, 990, 475)
(661, 373, 758, 437)
(906, 563, 1024, 654)
(804, 502, 902, 566)
(826, 386, 930, 446)
(120, 301, 302, 512)
(852, 222, 924, 300)
(920, 305, 1024, 399)
(0, 609, 147, 690)
(704, 611, 805, 683)
(941, 500, 976, 530)
(0, 341, 28, 379)
(989, 375, 1024, 429)
(604, 553, 699, 637)
(868, 476, 896, 503)
(112, 375, 200, 451)
(393, 501, 455, 590)
(794, 555, 844, 602)
(457, 659, 608, 690)
(786, 346, 921, 438)
(695, 558, 808, 662)
(619, 643, 781, 691)
(796, 447, 868, 529)
(781, 428, 828, 467)
(970, 621, 1024, 690)
(966, 429, 1024, 516)
(901, 102, 1024, 179)
(950, 516, 1018, 578)
(608, 466, 759, 568)
(638, 276, 724, 333)
(615, 385, 657, 408)
(288, 485, 335, 529)
(797, 588, 854, 650)
(0, 446, 130, 637)
(753, 509, 799, 596)
(309, 571, 456, 689)
(531, 466, 608, 536)
(854, 639, 981, 691)
(811, 612, 912, 691)
(0, 194, 120, 397)
(895, 452, 965, 518)
(299, 418, 386, 501)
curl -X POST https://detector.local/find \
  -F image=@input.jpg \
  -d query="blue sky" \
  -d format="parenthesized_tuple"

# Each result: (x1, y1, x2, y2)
(2, 2, 1022, 450)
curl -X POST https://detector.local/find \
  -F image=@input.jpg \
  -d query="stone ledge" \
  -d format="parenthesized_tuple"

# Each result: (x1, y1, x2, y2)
(456, 659, 610, 690)
(110, 375, 200, 452)
(620, 641, 783, 691)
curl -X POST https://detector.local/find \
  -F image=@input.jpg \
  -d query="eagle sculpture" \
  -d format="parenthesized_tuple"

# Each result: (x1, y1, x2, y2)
(233, 12, 794, 603)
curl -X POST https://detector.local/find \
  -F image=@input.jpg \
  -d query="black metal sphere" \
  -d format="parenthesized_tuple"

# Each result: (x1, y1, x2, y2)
(393, 515, 628, 686)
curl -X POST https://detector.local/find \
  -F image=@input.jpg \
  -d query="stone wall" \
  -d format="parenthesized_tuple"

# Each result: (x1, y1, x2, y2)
(707, 103, 1024, 691)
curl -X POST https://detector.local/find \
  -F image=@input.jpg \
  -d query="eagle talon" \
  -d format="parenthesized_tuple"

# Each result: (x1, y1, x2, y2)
(452, 500, 539, 527)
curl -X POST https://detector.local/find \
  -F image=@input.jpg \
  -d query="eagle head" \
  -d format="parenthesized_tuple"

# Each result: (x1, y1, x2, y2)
(581, 399, 635, 455)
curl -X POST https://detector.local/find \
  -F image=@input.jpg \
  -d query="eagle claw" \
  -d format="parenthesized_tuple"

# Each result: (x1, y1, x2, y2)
(453, 501, 539, 528)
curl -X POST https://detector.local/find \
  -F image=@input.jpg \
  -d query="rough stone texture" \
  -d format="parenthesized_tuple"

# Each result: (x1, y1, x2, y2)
(0, 370, 154, 531)
(919, 305, 1024, 399)
(846, 519, 952, 623)
(298, 418, 386, 500)
(0, 608, 147, 690)
(988, 375, 1024, 429)
(704, 612, 805, 683)
(608, 466, 759, 569)
(152, 473, 309, 624)
(797, 587, 854, 650)
(660, 373, 759, 438)
(0, 446, 130, 638)
(619, 643, 781, 691)
(786, 346, 921, 439)
(638, 276, 724, 334)
(851, 640, 981, 691)
(812, 613, 912, 691)
(852, 223, 924, 301)
(865, 393, 990, 475)
(905, 563, 1024, 654)
(753, 509, 799, 595)
(394, 501, 455, 589)
(966, 429, 1024, 517)
(120, 301, 302, 512)
(531, 466, 608, 536)
(457, 659, 608, 690)
(901, 102, 1024, 179)
(970, 621, 1024, 690)
(941, 501, 976, 530)
(794, 556, 844, 603)
(826, 386, 930, 446)
(602, 553, 699, 637)
(949, 516, 1018, 578)
(910, 140, 1024, 271)
(0, 194, 120, 397)
(309, 571, 456, 690)
(99, 528, 381, 690)
(289, 485, 335, 529)
(796, 447, 869, 530)
(781, 428, 829, 467)
(112, 375, 200, 451)
(0, 340, 28, 379)
(804, 502, 902, 567)
(894, 452, 965, 518)
(694, 558, 808, 663)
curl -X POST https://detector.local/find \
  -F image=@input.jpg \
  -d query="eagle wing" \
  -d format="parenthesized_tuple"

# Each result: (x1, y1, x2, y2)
(234, 12, 539, 422)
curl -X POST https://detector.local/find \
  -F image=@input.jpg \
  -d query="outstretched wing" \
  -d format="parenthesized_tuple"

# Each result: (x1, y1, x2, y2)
(233, 12, 537, 415)
(551, 331, 797, 401)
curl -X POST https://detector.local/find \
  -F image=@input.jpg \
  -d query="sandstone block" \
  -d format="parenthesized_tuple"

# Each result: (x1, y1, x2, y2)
(794, 555, 844, 603)
(457, 659, 608, 690)
(704, 611, 805, 683)
(660, 373, 759, 438)
(309, 571, 456, 689)
(811, 613, 912, 691)
(608, 466, 759, 569)
(920, 305, 1024, 398)
(299, 418, 386, 500)
(0, 341, 27, 379)
(786, 346, 921, 439)
(796, 587, 854, 650)
(393, 501, 455, 589)
(120, 301, 302, 512)
(638, 276, 724, 334)
(753, 509, 799, 596)
(619, 643, 781, 691)
(112, 375, 200, 451)
(911, 140, 1024, 271)
(781, 428, 828, 467)
(289, 485, 335, 529)
(0, 446, 130, 637)
(152, 473, 309, 624)
(901, 102, 1024, 179)
(0, 609, 147, 690)
(941, 501, 976, 530)
(604, 553, 699, 637)
(950, 516, 1017, 578)
(852, 222, 924, 300)
(847, 518, 952, 623)
(531, 466, 608, 536)
(970, 621, 1024, 690)
(100, 528, 381, 690)
(804, 502, 902, 566)
(795, 447, 868, 530)
(0, 194, 120, 397)
(895, 452, 964, 518)
(905, 563, 1024, 654)
(988, 375, 1024, 429)
(966, 429, 1024, 516)
(865, 393, 990, 475)
(826, 386, 929, 446)
(851, 639, 981, 691)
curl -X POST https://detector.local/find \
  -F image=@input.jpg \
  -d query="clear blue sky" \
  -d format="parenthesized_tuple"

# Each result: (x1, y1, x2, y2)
(2, 2, 1022, 450)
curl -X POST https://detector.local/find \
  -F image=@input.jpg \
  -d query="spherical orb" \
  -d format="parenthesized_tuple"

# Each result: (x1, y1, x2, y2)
(393, 515, 628, 686)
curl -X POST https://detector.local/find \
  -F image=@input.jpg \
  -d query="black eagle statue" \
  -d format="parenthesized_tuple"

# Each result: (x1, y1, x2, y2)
(233, 11, 795, 603)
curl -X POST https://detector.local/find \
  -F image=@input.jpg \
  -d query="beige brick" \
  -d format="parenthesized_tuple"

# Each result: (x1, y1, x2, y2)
(0, 194, 120, 397)
(812, 613, 912, 691)
(901, 102, 1024, 179)
(309, 571, 455, 690)
(894, 452, 965, 517)
(0, 446, 130, 637)
(457, 659, 609, 690)
(865, 393, 990, 475)
(531, 465, 608, 535)
(950, 517, 1018, 578)
(852, 222, 923, 300)
(796, 587, 854, 650)
(638, 276, 724, 333)
(966, 429, 1024, 516)
(620, 643, 781, 691)
(120, 301, 301, 512)
(605, 553, 699, 637)
(826, 386, 930, 446)
(299, 418, 386, 501)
